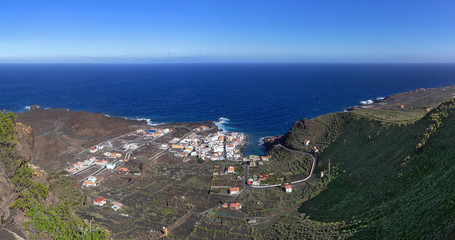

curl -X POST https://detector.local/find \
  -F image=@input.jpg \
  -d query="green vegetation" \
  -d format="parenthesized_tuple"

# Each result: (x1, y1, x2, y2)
(353, 108, 426, 123)
(0, 111, 107, 239)
(50, 175, 85, 209)
(260, 146, 312, 175)
(185, 175, 211, 191)
(281, 112, 346, 151)
(253, 99, 455, 239)
(253, 215, 355, 240)
(290, 99, 455, 239)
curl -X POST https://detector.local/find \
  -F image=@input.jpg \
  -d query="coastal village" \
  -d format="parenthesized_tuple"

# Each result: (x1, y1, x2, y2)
(62, 121, 316, 239)
(12, 85, 455, 238)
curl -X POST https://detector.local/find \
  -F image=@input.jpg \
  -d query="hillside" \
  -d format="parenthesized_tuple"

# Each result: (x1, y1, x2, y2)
(16, 107, 147, 172)
(0, 111, 108, 239)
(3, 86, 455, 239)
(258, 92, 455, 239)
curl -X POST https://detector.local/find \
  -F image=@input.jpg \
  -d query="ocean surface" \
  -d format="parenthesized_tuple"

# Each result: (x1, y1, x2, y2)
(1, 63, 455, 155)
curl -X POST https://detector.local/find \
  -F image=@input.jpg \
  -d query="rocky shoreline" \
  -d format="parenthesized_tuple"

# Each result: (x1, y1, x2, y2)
(16, 107, 216, 172)
(346, 85, 455, 112)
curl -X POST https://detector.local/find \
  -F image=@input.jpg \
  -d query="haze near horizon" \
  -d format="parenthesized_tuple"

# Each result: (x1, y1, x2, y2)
(1, 0, 455, 63)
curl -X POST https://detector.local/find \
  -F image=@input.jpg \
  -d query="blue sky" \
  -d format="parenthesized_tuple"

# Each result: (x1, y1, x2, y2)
(1, 0, 454, 63)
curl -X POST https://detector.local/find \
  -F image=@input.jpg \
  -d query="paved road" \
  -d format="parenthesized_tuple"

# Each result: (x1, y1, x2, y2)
(71, 130, 175, 180)
(148, 131, 194, 161)
(245, 141, 317, 189)
(89, 131, 174, 178)
(77, 130, 137, 155)
(68, 165, 95, 177)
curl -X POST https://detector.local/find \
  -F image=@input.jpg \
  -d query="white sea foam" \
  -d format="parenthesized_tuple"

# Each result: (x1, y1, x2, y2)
(360, 96, 386, 105)
(135, 118, 166, 126)
(23, 105, 41, 110)
(215, 117, 232, 132)
(22, 105, 43, 112)
(360, 99, 374, 105)
(123, 117, 166, 126)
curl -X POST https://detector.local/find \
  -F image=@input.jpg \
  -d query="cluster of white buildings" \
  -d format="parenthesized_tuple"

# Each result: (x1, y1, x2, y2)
(193, 125, 210, 132)
(67, 155, 118, 174)
(136, 128, 172, 137)
(171, 133, 202, 158)
(104, 152, 122, 158)
(170, 131, 246, 161)
(194, 132, 245, 161)
(123, 143, 138, 151)
(67, 156, 98, 174)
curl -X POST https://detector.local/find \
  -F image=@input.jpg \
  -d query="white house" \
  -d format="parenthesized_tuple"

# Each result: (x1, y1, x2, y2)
(106, 163, 116, 170)
(229, 187, 240, 195)
(285, 185, 292, 193)
(87, 176, 97, 183)
(304, 140, 310, 146)
(93, 197, 106, 206)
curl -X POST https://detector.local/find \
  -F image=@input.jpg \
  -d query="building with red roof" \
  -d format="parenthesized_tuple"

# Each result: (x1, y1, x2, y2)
(229, 187, 240, 194)
(285, 184, 292, 193)
(93, 197, 106, 206)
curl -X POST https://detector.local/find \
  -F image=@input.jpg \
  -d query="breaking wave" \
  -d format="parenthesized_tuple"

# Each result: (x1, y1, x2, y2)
(360, 96, 385, 105)
(360, 99, 374, 105)
(215, 117, 234, 132)
(123, 117, 166, 126)
(135, 118, 167, 126)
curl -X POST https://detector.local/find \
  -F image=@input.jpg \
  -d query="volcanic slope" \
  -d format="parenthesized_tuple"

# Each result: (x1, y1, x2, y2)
(259, 98, 455, 239)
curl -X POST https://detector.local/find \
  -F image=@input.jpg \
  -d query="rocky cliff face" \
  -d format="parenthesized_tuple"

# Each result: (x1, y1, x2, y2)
(0, 123, 57, 240)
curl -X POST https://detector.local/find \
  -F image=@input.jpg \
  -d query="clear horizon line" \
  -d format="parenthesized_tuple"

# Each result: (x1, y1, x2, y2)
(1, 61, 455, 64)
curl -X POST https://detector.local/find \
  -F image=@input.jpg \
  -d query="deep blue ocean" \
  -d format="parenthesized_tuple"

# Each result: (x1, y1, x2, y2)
(1, 63, 455, 155)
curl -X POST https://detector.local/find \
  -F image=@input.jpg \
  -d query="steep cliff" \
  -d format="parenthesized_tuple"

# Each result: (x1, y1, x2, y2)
(260, 99, 455, 239)
(0, 118, 57, 239)
(0, 111, 107, 239)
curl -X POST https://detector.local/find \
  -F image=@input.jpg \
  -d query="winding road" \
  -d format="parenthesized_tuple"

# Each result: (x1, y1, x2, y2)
(245, 141, 317, 189)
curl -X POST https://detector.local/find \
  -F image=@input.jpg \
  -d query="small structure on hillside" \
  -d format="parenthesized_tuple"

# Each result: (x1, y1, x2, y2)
(111, 201, 123, 211)
(87, 176, 97, 183)
(95, 159, 108, 166)
(285, 184, 292, 193)
(117, 167, 130, 174)
(304, 140, 310, 146)
(106, 162, 116, 170)
(82, 180, 95, 187)
(93, 197, 106, 206)
(229, 202, 242, 210)
(229, 187, 240, 195)
(312, 147, 319, 153)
